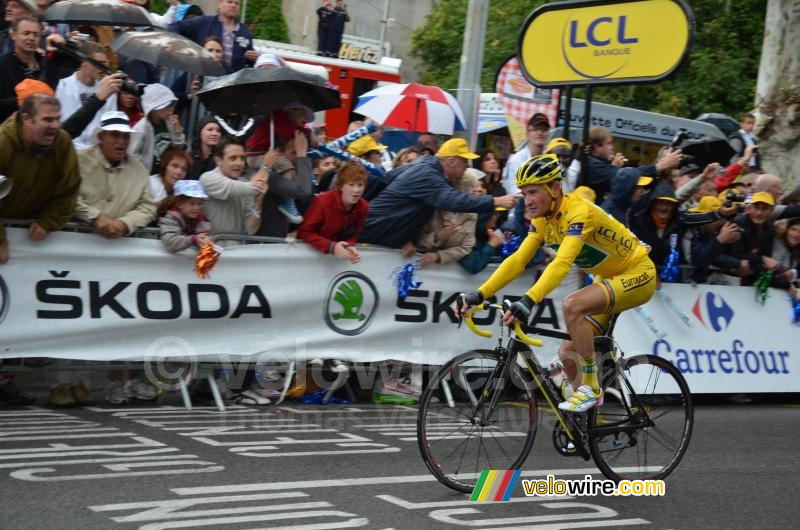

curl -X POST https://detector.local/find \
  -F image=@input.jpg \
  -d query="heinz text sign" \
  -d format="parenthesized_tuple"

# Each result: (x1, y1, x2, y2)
(517, 0, 694, 86)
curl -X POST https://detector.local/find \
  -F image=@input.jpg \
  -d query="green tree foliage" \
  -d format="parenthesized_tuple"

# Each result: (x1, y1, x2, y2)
(411, 0, 766, 117)
(248, 0, 290, 42)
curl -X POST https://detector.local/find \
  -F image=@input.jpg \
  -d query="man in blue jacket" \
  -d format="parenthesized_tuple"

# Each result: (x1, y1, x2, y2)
(168, 0, 256, 73)
(359, 138, 519, 249)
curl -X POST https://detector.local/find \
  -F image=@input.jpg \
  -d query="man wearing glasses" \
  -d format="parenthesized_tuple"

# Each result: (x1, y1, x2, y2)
(502, 112, 550, 194)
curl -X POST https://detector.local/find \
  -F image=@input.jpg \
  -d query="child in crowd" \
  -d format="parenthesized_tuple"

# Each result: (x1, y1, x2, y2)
(129, 83, 186, 174)
(159, 180, 212, 252)
(298, 160, 368, 263)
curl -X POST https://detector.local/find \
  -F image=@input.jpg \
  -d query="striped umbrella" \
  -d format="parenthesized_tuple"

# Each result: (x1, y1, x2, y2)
(353, 83, 466, 135)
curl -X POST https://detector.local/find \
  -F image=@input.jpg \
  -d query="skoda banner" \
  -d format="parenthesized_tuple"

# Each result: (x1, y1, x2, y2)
(517, 0, 694, 86)
(0, 228, 796, 393)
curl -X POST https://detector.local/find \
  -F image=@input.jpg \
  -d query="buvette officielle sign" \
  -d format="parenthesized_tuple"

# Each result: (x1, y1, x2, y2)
(517, 0, 695, 86)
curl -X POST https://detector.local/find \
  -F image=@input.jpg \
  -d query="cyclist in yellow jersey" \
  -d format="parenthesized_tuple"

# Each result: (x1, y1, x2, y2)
(457, 154, 657, 412)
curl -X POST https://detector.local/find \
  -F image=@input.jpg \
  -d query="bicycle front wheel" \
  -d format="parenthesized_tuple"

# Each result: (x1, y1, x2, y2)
(588, 354, 693, 481)
(417, 349, 537, 493)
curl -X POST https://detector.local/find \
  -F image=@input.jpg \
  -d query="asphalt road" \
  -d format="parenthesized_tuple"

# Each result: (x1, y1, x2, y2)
(0, 397, 797, 529)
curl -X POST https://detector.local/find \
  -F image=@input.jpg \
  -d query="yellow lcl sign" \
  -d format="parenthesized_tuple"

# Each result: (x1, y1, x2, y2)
(518, 0, 694, 86)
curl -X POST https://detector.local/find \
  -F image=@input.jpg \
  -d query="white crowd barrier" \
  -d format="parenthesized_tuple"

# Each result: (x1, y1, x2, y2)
(0, 227, 796, 393)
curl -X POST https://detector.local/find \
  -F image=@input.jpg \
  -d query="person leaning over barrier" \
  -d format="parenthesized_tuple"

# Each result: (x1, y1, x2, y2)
(159, 179, 212, 253)
(358, 138, 519, 250)
(199, 137, 268, 238)
(0, 93, 80, 264)
(415, 168, 481, 268)
(457, 154, 659, 413)
(73, 111, 156, 238)
(724, 192, 800, 288)
(297, 160, 367, 264)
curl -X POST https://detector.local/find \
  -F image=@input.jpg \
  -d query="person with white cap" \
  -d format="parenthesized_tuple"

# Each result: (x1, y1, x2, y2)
(128, 83, 186, 174)
(159, 179, 212, 253)
(359, 138, 519, 249)
(74, 111, 156, 238)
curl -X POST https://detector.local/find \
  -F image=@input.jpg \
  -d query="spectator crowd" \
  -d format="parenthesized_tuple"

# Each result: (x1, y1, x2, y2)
(0, 0, 796, 407)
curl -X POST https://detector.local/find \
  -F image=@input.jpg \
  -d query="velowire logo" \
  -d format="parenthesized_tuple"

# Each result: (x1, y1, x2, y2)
(324, 272, 379, 336)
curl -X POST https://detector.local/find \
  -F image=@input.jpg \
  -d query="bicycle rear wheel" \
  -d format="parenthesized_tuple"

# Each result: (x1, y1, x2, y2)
(588, 354, 693, 481)
(417, 349, 537, 493)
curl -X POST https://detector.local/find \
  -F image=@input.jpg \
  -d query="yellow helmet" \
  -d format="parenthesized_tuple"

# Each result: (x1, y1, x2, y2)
(515, 153, 562, 189)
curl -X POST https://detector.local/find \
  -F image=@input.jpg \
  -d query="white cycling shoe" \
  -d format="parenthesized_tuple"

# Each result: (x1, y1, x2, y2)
(558, 385, 603, 413)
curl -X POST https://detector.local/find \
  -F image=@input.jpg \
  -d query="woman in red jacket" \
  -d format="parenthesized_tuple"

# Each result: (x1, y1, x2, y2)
(298, 161, 368, 263)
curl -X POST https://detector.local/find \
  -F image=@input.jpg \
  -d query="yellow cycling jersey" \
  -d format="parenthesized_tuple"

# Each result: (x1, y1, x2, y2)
(479, 192, 650, 304)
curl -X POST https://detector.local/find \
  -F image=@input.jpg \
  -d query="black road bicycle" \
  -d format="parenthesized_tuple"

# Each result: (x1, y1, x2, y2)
(416, 302, 694, 493)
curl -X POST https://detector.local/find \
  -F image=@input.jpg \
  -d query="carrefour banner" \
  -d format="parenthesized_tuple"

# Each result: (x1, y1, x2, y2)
(0, 228, 797, 393)
(518, 0, 694, 86)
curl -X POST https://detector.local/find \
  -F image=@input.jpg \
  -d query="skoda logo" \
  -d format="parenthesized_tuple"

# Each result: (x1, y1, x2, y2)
(324, 272, 379, 336)
(0, 274, 7, 326)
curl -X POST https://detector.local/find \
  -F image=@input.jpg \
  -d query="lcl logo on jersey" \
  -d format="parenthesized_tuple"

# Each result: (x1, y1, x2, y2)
(692, 292, 734, 332)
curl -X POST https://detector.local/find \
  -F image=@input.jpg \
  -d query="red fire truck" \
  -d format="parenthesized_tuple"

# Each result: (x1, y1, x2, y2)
(253, 39, 402, 138)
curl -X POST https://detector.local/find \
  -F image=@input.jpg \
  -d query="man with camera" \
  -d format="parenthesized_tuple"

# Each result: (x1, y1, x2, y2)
(719, 192, 800, 286)
(54, 41, 118, 149)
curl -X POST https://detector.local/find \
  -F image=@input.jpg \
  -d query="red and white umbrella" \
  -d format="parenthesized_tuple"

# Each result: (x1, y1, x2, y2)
(353, 82, 466, 135)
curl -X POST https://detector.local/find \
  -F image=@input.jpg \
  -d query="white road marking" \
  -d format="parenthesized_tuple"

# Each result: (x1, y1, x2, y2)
(172, 467, 661, 495)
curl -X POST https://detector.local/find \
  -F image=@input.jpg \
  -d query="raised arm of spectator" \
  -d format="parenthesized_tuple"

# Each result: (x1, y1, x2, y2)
(147, 0, 179, 28)
(677, 163, 720, 202)
(167, 12, 204, 39)
(200, 172, 260, 200)
(714, 147, 755, 192)
(62, 73, 123, 139)
(425, 182, 496, 213)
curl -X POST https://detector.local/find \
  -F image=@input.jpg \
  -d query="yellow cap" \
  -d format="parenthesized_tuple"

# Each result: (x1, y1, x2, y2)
(347, 135, 387, 157)
(750, 191, 775, 206)
(688, 196, 722, 213)
(546, 137, 572, 153)
(436, 138, 479, 159)
(573, 186, 596, 203)
(637, 176, 654, 187)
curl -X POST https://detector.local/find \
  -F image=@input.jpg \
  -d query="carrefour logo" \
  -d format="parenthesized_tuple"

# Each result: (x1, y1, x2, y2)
(324, 272, 379, 336)
(692, 292, 734, 332)
(0, 274, 7, 326)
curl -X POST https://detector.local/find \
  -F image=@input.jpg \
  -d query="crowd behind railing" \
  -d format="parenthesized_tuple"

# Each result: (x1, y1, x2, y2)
(0, 0, 797, 408)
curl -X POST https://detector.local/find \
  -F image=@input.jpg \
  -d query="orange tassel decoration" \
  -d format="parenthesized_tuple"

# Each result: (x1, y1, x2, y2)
(195, 243, 220, 279)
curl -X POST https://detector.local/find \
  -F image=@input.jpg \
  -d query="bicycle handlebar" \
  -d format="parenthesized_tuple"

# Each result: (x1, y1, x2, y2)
(464, 303, 544, 347)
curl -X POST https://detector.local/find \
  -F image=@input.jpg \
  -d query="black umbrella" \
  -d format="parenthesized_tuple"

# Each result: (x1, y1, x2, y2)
(44, 0, 152, 27)
(681, 138, 737, 167)
(695, 112, 739, 137)
(111, 31, 226, 77)
(197, 66, 341, 116)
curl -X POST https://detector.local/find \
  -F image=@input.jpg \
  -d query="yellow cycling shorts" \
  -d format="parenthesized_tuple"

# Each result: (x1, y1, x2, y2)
(586, 257, 657, 333)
